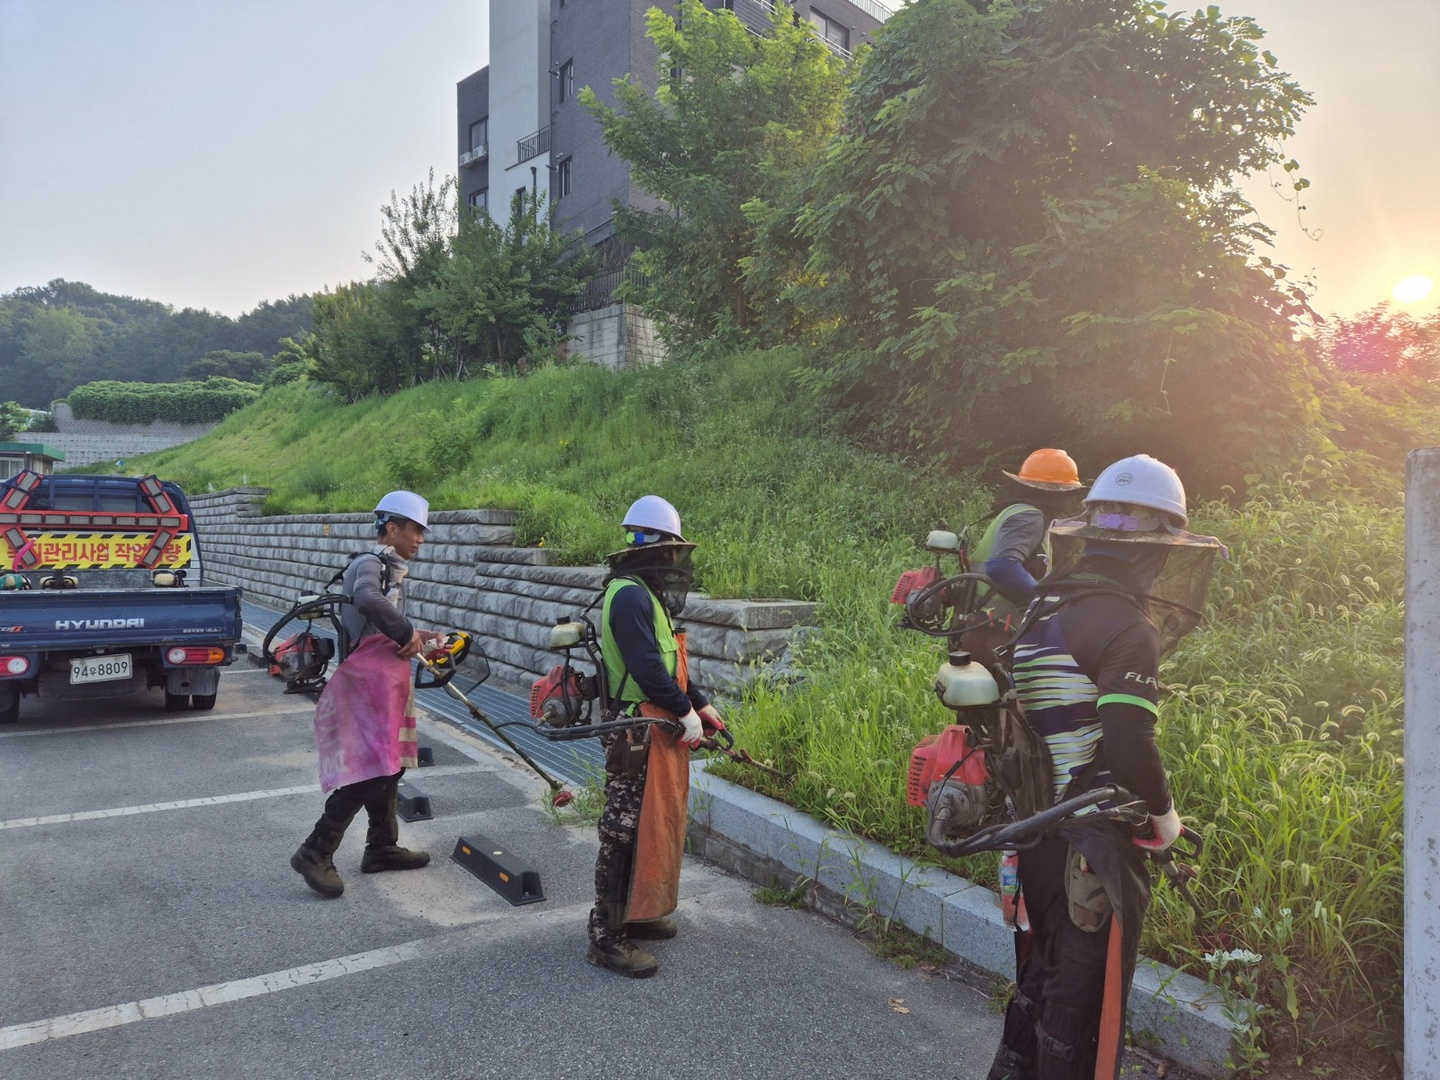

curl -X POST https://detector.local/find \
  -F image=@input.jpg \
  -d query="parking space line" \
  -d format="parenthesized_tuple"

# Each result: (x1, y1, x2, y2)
(0, 899, 592, 1051)
(0, 785, 320, 830)
(0, 941, 423, 1050)
(0, 707, 314, 739)
(0, 764, 493, 830)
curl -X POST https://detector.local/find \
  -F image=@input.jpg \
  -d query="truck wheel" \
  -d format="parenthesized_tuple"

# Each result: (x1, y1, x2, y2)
(0, 686, 18, 725)
(165, 691, 190, 711)
(191, 693, 217, 711)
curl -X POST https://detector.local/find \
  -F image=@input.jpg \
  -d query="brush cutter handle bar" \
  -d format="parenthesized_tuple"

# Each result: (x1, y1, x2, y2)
(901, 573, 996, 637)
(940, 785, 1147, 857)
(261, 593, 350, 668)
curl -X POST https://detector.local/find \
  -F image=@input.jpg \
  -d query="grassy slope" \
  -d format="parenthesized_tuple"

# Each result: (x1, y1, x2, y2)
(133, 354, 1403, 1056)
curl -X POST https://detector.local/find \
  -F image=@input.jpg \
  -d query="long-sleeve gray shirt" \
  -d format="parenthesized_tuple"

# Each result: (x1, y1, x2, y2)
(338, 549, 413, 647)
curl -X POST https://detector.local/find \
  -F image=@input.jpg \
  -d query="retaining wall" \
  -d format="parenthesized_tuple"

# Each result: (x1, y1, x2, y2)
(187, 487, 814, 696)
(562, 303, 664, 370)
(45, 404, 219, 468)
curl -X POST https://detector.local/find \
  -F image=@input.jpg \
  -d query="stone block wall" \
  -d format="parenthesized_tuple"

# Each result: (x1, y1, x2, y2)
(187, 488, 814, 698)
(45, 404, 220, 468)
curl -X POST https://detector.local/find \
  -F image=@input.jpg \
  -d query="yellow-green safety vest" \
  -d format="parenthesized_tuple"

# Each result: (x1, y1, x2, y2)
(601, 576, 678, 707)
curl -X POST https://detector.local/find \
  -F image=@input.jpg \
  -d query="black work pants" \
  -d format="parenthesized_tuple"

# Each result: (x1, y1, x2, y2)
(994, 832, 1141, 1080)
(308, 769, 404, 852)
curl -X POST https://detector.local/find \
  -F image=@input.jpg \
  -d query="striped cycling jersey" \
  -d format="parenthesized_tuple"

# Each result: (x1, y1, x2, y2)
(1011, 584, 1161, 807)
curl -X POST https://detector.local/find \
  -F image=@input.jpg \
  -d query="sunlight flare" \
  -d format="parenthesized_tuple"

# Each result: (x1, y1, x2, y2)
(1393, 274, 1435, 304)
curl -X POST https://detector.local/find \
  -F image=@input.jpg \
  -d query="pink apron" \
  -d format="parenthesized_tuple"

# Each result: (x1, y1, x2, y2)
(313, 634, 418, 792)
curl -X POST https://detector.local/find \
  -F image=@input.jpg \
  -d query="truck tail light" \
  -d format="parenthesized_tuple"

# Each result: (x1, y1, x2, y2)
(2, 655, 32, 676)
(166, 647, 226, 666)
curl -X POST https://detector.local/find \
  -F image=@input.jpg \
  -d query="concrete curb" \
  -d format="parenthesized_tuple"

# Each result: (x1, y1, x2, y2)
(688, 763, 1244, 1079)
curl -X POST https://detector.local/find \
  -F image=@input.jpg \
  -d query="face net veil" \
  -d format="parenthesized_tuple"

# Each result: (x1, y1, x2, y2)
(606, 540, 697, 615)
(1047, 519, 1226, 653)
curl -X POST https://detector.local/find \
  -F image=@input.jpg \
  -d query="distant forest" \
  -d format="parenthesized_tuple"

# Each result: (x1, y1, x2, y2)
(0, 280, 313, 409)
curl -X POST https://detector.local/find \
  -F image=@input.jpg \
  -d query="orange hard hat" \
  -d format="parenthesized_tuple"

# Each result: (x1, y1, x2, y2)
(1003, 448, 1083, 491)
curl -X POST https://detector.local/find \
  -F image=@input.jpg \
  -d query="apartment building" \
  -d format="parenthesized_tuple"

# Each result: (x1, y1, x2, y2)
(456, 0, 895, 364)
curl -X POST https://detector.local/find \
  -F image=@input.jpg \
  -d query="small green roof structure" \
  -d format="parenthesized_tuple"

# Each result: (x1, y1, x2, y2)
(0, 442, 66, 478)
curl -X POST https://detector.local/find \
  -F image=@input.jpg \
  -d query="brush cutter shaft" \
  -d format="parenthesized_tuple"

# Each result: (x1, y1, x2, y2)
(417, 653, 567, 793)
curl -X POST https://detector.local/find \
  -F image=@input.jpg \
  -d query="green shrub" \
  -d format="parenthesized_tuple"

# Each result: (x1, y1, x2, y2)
(67, 378, 261, 425)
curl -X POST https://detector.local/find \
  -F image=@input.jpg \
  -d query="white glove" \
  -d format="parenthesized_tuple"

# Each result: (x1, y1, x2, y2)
(677, 708, 704, 748)
(1132, 805, 1183, 853)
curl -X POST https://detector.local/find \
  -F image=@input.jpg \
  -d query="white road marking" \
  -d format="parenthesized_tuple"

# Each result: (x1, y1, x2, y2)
(0, 941, 423, 1050)
(0, 899, 596, 1051)
(0, 764, 491, 830)
(0, 785, 319, 829)
(0, 707, 314, 738)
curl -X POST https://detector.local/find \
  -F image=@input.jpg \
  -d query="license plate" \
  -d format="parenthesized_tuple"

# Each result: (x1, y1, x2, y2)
(71, 654, 132, 684)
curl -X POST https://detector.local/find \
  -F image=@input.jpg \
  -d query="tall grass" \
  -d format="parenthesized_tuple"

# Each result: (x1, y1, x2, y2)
(139, 350, 978, 599)
(130, 357, 1406, 1053)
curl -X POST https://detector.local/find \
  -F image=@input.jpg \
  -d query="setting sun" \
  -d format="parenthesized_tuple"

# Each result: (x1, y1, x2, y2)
(1393, 274, 1435, 304)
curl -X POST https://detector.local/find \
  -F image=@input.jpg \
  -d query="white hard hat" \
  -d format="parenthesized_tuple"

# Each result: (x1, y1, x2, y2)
(374, 490, 429, 530)
(621, 495, 684, 541)
(1084, 455, 1187, 528)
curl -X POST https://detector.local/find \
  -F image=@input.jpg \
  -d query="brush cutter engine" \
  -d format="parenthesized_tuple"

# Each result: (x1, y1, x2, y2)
(270, 631, 336, 694)
(530, 620, 603, 728)
(531, 665, 600, 728)
(909, 721, 1002, 846)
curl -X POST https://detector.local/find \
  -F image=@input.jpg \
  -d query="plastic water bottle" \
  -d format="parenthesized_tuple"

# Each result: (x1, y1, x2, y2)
(999, 850, 1029, 931)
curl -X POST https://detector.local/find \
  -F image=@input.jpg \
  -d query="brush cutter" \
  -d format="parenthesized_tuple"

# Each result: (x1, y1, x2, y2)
(413, 634, 574, 807)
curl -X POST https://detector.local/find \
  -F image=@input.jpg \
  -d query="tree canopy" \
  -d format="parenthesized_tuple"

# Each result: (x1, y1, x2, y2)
(0, 280, 312, 408)
(309, 178, 590, 401)
(790, 0, 1324, 491)
(581, 0, 855, 352)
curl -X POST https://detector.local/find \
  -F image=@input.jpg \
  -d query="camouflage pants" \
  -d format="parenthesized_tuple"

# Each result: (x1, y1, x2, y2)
(588, 730, 648, 947)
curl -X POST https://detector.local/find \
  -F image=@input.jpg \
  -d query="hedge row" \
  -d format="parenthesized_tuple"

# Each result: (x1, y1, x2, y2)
(65, 378, 261, 425)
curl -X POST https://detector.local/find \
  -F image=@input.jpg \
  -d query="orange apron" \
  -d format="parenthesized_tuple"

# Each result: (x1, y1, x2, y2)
(625, 631, 692, 923)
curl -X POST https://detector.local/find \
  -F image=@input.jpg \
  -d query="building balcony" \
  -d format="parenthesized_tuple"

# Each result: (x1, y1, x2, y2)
(517, 126, 551, 165)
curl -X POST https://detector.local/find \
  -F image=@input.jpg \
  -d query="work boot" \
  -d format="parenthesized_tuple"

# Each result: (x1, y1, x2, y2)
(624, 916, 678, 940)
(586, 939, 659, 978)
(290, 844, 344, 898)
(360, 845, 431, 873)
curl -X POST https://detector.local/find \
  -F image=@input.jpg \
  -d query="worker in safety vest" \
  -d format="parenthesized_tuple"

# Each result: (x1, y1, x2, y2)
(959, 449, 1084, 662)
(290, 490, 445, 899)
(986, 455, 1225, 1080)
(587, 495, 724, 977)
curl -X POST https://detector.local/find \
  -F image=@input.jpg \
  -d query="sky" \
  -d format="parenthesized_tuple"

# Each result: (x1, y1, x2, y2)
(0, 0, 1435, 322)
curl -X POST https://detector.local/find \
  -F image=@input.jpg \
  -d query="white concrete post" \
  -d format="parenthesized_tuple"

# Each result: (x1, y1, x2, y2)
(1407, 448, 1440, 1079)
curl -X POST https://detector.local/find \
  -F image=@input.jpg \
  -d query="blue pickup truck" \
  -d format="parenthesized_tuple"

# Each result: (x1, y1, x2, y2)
(0, 471, 243, 724)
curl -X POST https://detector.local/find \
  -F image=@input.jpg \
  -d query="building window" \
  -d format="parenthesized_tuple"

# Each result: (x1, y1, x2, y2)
(559, 60, 574, 103)
(469, 189, 487, 212)
(555, 158, 572, 200)
(469, 118, 488, 153)
(809, 9, 850, 52)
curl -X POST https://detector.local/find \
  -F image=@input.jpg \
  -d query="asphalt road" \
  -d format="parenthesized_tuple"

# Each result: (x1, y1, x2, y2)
(0, 660, 1005, 1080)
